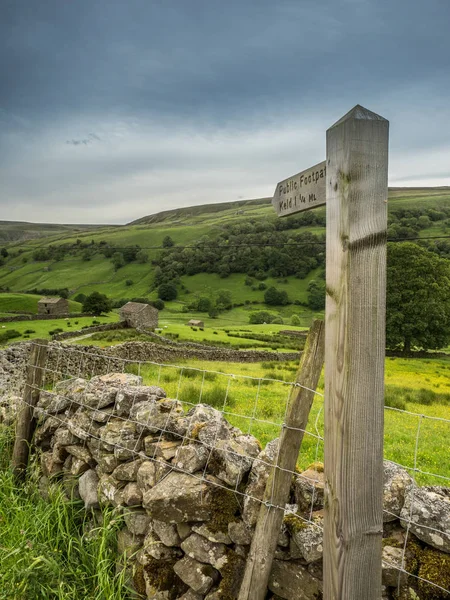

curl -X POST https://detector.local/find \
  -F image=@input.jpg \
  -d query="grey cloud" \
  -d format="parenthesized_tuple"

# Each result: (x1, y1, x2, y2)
(0, 0, 449, 223)
(65, 133, 101, 145)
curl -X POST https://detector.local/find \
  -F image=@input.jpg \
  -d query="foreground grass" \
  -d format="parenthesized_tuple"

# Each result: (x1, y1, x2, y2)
(0, 427, 130, 600)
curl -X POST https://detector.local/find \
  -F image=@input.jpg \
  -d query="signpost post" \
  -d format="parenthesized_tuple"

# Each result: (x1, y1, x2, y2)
(240, 105, 389, 600)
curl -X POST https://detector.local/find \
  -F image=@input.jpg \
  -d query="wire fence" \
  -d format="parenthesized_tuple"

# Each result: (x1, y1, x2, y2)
(15, 342, 450, 597)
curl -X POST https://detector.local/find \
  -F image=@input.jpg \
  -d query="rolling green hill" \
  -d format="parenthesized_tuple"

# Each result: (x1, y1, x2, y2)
(0, 187, 449, 323)
(0, 221, 110, 244)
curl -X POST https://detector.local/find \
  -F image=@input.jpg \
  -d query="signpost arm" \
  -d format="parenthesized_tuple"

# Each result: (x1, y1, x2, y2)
(323, 105, 389, 599)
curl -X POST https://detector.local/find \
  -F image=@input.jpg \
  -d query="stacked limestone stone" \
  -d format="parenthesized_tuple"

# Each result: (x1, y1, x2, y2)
(29, 373, 450, 600)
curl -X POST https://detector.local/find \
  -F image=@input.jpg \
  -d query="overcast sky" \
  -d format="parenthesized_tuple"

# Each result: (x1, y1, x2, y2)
(1, 0, 449, 224)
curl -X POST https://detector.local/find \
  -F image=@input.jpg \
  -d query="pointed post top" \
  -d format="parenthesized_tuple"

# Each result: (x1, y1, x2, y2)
(328, 104, 388, 130)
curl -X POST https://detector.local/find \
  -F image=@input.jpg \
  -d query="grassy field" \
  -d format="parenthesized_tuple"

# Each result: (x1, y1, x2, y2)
(0, 313, 119, 345)
(0, 293, 82, 315)
(116, 355, 450, 487)
(1, 187, 448, 311)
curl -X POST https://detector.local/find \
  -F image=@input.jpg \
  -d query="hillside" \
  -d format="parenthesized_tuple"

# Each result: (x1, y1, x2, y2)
(129, 197, 271, 225)
(0, 221, 110, 244)
(0, 187, 449, 330)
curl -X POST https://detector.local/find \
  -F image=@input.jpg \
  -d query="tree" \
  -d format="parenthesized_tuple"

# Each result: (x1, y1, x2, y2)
(1, 248, 8, 258)
(123, 245, 140, 263)
(264, 287, 289, 306)
(162, 236, 174, 248)
(82, 292, 112, 315)
(150, 299, 165, 310)
(307, 280, 326, 310)
(158, 282, 178, 301)
(215, 290, 232, 311)
(112, 252, 125, 270)
(387, 242, 450, 352)
(249, 311, 275, 324)
(197, 297, 212, 312)
(74, 293, 86, 304)
(290, 314, 301, 326)
(136, 250, 149, 263)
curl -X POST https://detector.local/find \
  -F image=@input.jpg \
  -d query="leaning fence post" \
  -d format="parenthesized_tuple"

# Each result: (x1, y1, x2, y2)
(12, 339, 49, 479)
(238, 319, 325, 600)
(324, 106, 389, 599)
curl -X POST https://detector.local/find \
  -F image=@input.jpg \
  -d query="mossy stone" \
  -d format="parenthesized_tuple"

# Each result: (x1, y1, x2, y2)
(417, 547, 450, 600)
(207, 486, 240, 534)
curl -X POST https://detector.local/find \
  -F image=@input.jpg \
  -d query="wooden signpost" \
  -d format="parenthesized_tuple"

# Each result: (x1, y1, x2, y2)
(240, 105, 389, 600)
(272, 160, 326, 217)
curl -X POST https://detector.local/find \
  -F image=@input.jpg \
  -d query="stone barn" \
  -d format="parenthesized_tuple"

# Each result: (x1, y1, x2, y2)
(187, 319, 204, 328)
(120, 302, 158, 329)
(37, 297, 69, 316)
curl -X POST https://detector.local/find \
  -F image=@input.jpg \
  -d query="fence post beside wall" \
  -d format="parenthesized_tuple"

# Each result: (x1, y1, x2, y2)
(238, 319, 325, 600)
(12, 339, 49, 480)
(324, 106, 389, 599)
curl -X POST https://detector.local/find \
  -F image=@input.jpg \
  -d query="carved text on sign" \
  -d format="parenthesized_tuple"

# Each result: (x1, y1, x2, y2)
(272, 160, 326, 217)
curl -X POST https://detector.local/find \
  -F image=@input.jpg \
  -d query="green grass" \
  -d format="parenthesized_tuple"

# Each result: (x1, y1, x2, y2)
(0, 426, 131, 599)
(124, 356, 450, 486)
(178, 270, 322, 305)
(0, 313, 119, 345)
(2, 187, 448, 311)
(0, 293, 82, 315)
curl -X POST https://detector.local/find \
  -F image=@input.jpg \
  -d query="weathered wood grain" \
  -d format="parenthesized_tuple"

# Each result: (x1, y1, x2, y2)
(238, 319, 325, 600)
(12, 339, 49, 479)
(323, 105, 389, 599)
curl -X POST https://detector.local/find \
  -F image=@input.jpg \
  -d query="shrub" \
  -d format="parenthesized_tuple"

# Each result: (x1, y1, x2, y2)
(183, 369, 200, 380)
(0, 329, 21, 343)
(290, 314, 301, 326)
(158, 283, 178, 301)
(24, 329, 36, 334)
(82, 292, 112, 315)
(197, 297, 212, 312)
(203, 372, 217, 382)
(180, 383, 202, 404)
(49, 328, 64, 335)
(384, 386, 407, 411)
(249, 311, 275, 324)
(416, 388, 436, 405)
(150, 299, 165, 311)
(125, 279, 134, 287)
(202, 385, 235, 409)
(271, 316, 283, 324)
(264, 287, 289, 306)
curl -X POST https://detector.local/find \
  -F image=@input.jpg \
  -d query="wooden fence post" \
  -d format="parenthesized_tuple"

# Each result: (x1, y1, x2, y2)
(12, 339, 49, 479)
(323, 106, 389, 599)
(238, 319, 325, 600)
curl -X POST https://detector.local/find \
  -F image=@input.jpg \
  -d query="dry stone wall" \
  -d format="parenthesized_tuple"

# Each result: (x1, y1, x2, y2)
(51, 322, 127, 341)
(0, 312, 93, 323)
(25, 373, 450, 600)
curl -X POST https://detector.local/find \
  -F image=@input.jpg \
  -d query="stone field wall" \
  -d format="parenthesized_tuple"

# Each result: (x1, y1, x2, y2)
(1, 370, 448, 600)
(1, 342, 449, 599)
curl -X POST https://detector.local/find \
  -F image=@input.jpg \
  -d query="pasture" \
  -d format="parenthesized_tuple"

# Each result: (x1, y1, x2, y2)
(120, 354, 450, 487)
(0, 293, 82, 315)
